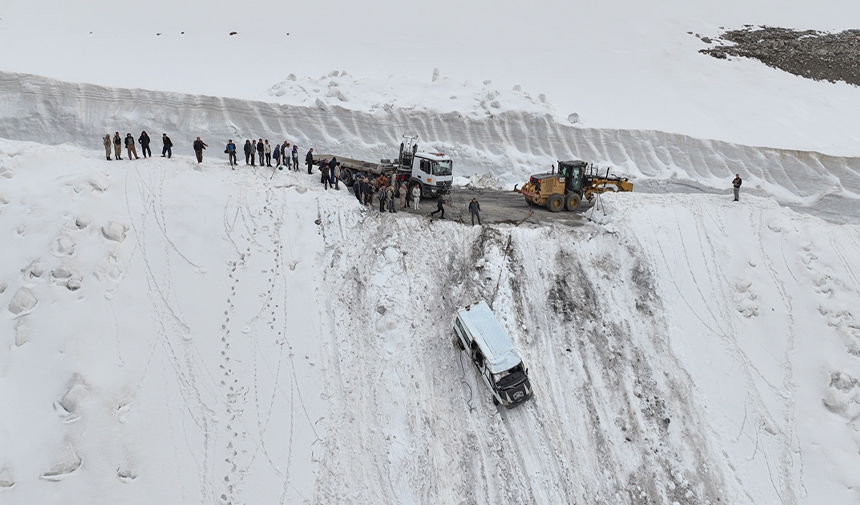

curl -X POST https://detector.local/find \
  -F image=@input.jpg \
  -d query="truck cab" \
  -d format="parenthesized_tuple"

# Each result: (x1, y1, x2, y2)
(397, 136, 453, 199)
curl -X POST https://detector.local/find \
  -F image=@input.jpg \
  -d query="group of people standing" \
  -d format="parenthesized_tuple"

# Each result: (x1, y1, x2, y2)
(223, 139, 300, 169)
(103, 131, 172, 160)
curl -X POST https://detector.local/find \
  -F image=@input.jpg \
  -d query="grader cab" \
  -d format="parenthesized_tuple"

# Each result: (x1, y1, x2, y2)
(518, 160, 632, 212)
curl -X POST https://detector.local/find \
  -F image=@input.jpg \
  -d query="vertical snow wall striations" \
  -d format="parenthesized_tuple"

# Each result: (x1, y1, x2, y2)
(0, 71, 859, 201)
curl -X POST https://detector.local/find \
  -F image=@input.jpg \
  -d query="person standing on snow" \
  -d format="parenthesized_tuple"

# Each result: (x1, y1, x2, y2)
(113, 132, 123, 160)
(292, 144, 299, 170)
(468, 198, 482, 226)
(256, 139, 264, 167)
(732, 174, 743, 201)
(398, 183, 407, 210)
(226, 139, 237, 168)
(243, 140, 252, 165)
(321, 158, 331, 189)
(193, 137, 207, 163)
(305, 148, 314, 174)
(377, 184, 387, 212)
(362, 178, 373, 206)
(138, 131, 152, 158)
(125, 133, 139, 159)
(430, 193, 447, 219)
(329, 157, 340, 189)
(273, 143, 281, 167)
(352, 176, 363, 204)
(162, 133, 173, 158)
(103, 134, 112, 160)
(412, 186, 420, 211)
(386, 184, 396, 213)
(264, 140, 272, 167)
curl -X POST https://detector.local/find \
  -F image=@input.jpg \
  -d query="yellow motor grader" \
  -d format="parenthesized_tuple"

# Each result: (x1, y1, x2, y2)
(516, 160, 633, 212)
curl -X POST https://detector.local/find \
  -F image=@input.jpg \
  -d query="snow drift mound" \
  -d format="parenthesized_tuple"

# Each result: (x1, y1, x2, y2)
(1, 71, 859, 206)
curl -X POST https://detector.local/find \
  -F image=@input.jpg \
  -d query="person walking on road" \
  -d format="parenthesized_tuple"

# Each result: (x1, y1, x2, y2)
(732, 173, 743, 201)
(138, 131, 152, 158)
(125, 133, 139, 159)
(468, 198, 482, 225)
(430, 193, 447, 219)
(103, 134, 112, 160)
(193, 137, 207, 163)
(162, 133, 173, 158)
(226, 139, 237, 168)
(113, 132, 123, 160)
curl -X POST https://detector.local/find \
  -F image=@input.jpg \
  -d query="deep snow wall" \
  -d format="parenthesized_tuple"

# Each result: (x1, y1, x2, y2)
(2, 71, 859, 202)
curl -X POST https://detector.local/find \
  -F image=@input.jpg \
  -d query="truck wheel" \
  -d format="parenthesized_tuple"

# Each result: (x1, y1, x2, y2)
(565, 193, 581, 211)
(492, 396, 499, 406)
(340, 169, 354, 186)
(546, 194, 564, 212)
(454, 336, 464, 350)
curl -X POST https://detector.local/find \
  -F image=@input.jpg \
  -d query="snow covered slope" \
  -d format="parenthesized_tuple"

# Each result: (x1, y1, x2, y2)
(1, 141, 858, 504)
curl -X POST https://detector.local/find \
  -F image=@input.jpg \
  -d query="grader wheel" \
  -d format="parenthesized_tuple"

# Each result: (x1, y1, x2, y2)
(546, 194, 564, 212)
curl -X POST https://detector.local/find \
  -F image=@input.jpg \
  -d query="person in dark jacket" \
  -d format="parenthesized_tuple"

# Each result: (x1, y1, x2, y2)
(138, 131, 152, 158)
(377, 185, 387, 212)
(244, 140, 252, 165)
(162, 133, 173, 158)
(732, 174, 742, 201)
(226, 140, 237, 167)
(256, 139, 264, 166)
(125, 133, 139, 159)
(362, 178, 373, 206)
(193, 137, 207, 163)
(292, 145, 299, 170)
(306, 148, 314, 174)
(113, 132, 123, 160)
(320, 158, 331, 189)
(430, 194, 447, 219)
(352, 177, 363, 204)
(468, 198, 482, 225)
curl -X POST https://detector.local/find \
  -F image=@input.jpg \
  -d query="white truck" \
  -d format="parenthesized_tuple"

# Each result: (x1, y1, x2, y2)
(312, 135, 453, 200)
